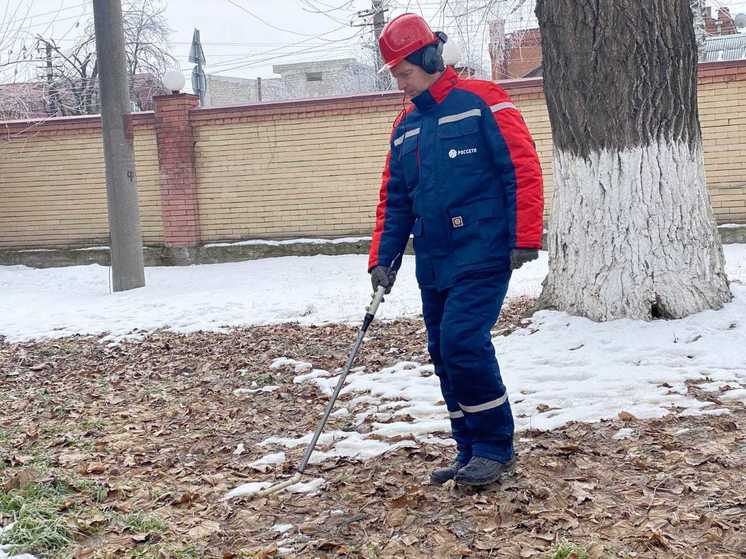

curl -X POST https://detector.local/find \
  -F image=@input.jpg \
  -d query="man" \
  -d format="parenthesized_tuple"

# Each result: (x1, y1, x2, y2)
(368, 13, 544, 487)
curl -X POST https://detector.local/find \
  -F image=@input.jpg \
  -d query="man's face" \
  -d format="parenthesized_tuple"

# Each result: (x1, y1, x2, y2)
(390, 60, 434, 98)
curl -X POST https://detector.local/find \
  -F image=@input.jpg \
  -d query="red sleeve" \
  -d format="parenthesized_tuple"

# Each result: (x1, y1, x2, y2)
(492, 103, 544, 248)
(457, 81, 544, 249)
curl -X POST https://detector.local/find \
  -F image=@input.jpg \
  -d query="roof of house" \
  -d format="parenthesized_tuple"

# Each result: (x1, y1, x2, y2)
(701, 33, 746, 62)
(272, 58, 361, 74)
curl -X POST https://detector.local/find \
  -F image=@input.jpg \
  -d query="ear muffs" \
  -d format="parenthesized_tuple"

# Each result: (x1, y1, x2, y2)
(421, 31, 447, 74)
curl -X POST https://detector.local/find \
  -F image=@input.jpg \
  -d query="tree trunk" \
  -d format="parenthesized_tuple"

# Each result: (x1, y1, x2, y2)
(535, 0, 731, 321)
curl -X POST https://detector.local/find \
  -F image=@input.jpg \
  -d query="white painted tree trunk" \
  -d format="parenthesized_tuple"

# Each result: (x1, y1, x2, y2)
(541, 140, 732, 321)
(535, 0, 732, 320)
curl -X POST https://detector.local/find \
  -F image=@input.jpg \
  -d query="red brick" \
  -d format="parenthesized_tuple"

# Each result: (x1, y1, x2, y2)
(154, 93, 201, 248)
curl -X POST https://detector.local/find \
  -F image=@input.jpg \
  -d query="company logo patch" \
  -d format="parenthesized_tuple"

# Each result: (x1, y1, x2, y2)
(448, 147, 477, 159)
(451, 216, 464, 228)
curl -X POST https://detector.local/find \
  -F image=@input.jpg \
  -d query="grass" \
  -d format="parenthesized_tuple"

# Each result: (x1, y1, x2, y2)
(129, 543, 203, 558)
(0, 474, 170, 556)
(254, 372, 276, 387)
(69, 478, 109, 504)
(0, 478, 75, 555)
(115, 511, 168, 534)
(79, 418, 108, 431)
(549, 541, 590, 559)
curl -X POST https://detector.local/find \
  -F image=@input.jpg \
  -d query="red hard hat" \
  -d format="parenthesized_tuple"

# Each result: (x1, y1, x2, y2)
(379, 13, 437, 71)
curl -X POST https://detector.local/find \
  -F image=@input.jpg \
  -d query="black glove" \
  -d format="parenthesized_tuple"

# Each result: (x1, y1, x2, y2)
(510, 248, 538, 270)
(370, 265, 397, 294)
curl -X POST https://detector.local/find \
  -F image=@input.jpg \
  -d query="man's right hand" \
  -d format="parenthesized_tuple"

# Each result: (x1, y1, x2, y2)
(510, 248, 538, 270)
(370, 265, 397, 294)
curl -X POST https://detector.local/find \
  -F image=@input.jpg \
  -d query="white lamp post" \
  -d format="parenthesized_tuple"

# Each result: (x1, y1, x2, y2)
(162, 69, 186, 94)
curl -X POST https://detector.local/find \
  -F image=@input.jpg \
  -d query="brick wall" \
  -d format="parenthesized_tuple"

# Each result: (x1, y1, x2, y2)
(1, 60, 745, 250)
(191, 94, 399, 241)
(153, 95, 201, 247)
(698, 61, 746, 224)
(0, 114, 162, 249)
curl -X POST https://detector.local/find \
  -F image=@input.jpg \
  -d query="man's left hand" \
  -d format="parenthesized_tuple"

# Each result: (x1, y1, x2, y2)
(510, 248, 538, 270)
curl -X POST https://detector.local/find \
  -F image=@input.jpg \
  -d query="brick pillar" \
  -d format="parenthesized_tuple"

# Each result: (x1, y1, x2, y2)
(153, 93, 201, 248)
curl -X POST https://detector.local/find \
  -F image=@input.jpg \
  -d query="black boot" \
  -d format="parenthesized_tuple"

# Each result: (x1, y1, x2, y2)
(453, 456, 516, 487)
(430, 457, 469, 485)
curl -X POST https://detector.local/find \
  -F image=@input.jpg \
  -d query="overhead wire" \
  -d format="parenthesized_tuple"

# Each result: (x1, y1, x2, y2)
(0, 1, 88, 27)
(199, 24, 354, 71)
(225, 0, 346, 38)
(208, 29, 364, 74)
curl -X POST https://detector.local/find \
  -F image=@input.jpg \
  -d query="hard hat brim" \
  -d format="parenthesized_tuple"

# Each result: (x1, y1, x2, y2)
(378, 55, 407, 73)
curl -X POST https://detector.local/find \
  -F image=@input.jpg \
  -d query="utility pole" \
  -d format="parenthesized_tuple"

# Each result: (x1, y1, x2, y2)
(354, 0, 390, 90)
(372, 0, 385, 69)
(92, 0, 146, 292)
(44, 42, 58, 116)
(36, 37, 60, 116)
(372, 0, 390, 90)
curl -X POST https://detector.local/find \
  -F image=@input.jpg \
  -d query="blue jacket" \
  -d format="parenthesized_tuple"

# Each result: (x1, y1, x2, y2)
(369, 67, 544, 290)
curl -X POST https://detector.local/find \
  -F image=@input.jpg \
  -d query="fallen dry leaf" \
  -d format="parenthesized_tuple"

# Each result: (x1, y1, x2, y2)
(618, 410, 638, 422)
(187, 520, 222, 540)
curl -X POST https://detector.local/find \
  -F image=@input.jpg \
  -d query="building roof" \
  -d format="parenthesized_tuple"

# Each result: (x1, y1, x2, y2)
(272, 58, 360, 74)
(701, 33, 746, 62)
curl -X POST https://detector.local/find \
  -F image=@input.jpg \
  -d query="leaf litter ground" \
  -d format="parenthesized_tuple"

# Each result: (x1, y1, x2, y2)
(1, 298, 745, 558)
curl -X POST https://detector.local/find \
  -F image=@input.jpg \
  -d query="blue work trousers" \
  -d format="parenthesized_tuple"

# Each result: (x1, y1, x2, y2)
(421, 269, 514, 463)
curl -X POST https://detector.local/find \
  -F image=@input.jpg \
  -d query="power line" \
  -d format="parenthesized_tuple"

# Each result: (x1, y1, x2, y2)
(200, 24, 353, 71)
(209, 29, 364, 74)
(171, 40, 321, 46)
(21, 10, 89, 31)
(225, 0, 347, 38)
(299, 0, 357, 13)
(299, 0, 357, 25)
(0, 1, 89, 27)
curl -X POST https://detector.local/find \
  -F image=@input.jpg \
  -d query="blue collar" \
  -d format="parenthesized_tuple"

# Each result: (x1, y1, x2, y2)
(411, 67, 460, 113)
(412, 89, 437, 112)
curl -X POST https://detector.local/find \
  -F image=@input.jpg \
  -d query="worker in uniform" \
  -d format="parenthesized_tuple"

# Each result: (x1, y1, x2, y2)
(368, 13, 544, 486)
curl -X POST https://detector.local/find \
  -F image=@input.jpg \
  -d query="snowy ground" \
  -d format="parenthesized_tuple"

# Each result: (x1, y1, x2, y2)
(1, 247, 746, 554)
(0, 526, 34, 559)
(3, 247, 746, 465)
(0, 253, 547, 343)
(2, 249, 745, 434)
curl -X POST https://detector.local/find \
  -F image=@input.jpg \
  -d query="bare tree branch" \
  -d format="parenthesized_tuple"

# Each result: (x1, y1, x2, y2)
(22, 0, 175, 117)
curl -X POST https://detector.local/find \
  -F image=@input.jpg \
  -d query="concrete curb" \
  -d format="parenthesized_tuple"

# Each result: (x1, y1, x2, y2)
(0, 239, 385, 268)
(1, 225, 744, 268)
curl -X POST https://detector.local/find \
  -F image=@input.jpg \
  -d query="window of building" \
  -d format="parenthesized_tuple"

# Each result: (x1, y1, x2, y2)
(306, 72, 323, 82)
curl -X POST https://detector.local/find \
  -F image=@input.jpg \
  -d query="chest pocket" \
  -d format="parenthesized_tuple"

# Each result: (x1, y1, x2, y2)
(399, 136, 419, 189)
(438, 116, 482, 167)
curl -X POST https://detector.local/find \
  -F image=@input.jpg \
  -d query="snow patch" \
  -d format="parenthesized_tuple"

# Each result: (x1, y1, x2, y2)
(223, 481, 272, 499)
(204, 236, 371, 247)
(698, 381, 732, 392)
(233, 385, 279, 395)
(271, 357, 313, 373)
(250, 452, 286, 469)
(0, 524, 39, 559)
(612, 428, 636, 440)
(293, 369, 331, 384)
(286, 477, 325, 494)
(720, 388, 746, 402)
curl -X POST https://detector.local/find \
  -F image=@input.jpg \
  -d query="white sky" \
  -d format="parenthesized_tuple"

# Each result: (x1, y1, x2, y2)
(3, 0, 746, 84)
